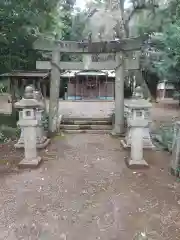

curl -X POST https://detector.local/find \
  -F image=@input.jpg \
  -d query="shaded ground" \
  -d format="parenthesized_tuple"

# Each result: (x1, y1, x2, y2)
(152, 99, 180, 123)
(0, 141, 23, 172)
(151, 99, 180, 133)
(0, 134, 179, 240)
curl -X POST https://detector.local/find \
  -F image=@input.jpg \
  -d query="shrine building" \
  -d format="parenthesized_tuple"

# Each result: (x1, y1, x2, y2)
(61, 70, 115, 100)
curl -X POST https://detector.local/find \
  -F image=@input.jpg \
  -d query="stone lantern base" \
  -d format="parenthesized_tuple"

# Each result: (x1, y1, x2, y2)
(36, 137, 51, 149)
(19, 156, 42, 169)
(125, 119, 149, 169)
(125, 157, 149, 169)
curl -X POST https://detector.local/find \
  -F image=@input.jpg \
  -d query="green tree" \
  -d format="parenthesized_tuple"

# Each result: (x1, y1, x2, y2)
(0, 0, 73, 73)
(138, 0, 179, 86)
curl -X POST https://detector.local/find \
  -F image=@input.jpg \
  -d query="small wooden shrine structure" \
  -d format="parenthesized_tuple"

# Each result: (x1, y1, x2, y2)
(157, 80, 175, 100)
(0, 70, 49, 102)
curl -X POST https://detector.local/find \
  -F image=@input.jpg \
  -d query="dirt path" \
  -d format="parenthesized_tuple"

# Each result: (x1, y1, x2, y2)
(0, 134, 179, 240)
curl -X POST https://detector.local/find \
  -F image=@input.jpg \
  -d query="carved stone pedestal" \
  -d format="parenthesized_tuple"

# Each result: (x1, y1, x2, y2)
(171, 121, 180, 176)
(125, 119, 149, 169)
(19, 119, 42, 168)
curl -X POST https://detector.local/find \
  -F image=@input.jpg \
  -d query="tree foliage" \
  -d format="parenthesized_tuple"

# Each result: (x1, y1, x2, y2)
(139, 0, 180, 82)
(0, 0, 75, 74)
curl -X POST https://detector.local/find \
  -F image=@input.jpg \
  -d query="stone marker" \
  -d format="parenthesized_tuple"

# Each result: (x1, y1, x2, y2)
(171, 121, 180, 176)
(34, 90, 50, 148)
(14, 86, 43, 168)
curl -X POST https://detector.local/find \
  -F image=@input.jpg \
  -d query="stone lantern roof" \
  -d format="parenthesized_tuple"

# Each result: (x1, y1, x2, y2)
(125, 99, 152, 109)
(14, 86, 44, 109)
(125, 86, 152, 109)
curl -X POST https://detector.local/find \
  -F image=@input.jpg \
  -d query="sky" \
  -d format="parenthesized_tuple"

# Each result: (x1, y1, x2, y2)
(75, 0, 90, 9)
(75, 0, 131, 10)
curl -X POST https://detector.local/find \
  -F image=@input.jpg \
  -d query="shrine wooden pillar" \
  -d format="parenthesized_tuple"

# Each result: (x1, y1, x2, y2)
(10, 78, 16, 103)
(20, 79, 25, 97)
(7, 76, 11, 94)
(37, 79, 41, 90)
(42, 82, 47, 100)
(49, 50, 61, 133)
(112, 52, 125, 135)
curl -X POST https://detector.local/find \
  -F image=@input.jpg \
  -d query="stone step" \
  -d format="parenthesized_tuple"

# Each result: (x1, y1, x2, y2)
(62, 117, 111, 123)
(62, 117, 111, 121)
(61, 129, 111, 134)
(60, 124, 112, 130)
(62, 119, 112, 125)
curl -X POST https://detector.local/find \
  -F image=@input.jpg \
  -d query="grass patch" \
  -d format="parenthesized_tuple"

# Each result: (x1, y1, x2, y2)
(53, 133, 65, 140)
(0, 159, 9, 165)
(155, 125, 174, 152)
(0, 125, 20, 143)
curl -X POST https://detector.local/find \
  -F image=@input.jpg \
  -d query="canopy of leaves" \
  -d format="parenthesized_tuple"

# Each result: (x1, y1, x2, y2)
(138, 0, 180, 84)
(0, 0, 75, 74)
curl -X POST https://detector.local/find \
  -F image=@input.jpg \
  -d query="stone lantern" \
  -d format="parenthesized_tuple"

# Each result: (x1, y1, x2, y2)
(126, 116, 149, 168)
(122, 91, 154, 149)
(14, 86, 43, 168)
(15, 88, 50, 148)
(122, 89, 155, 168)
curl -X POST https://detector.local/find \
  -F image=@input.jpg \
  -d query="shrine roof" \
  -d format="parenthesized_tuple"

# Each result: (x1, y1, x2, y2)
(60, 70, 115, 78)
(0, 70, 50, 78)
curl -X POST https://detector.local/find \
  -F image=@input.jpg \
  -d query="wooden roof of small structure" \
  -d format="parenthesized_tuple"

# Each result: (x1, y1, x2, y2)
(0, 70, 50, 79)
(60, 70, 115, 78)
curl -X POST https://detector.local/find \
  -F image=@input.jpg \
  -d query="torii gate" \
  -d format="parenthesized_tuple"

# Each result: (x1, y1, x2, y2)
(33, 36, 146, 135)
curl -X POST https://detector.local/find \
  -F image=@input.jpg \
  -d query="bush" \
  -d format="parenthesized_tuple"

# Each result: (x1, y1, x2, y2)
(0, 125, 19, 143)
(156, 124, 174, 151)
(173, 91, 180, 100)
(41, 112, 49, 131)
(0, 112, 18, 128)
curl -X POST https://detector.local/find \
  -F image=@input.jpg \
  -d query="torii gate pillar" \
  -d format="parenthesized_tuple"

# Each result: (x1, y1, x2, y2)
(112, 52, 125, 135)
(49, 50, 61, 133)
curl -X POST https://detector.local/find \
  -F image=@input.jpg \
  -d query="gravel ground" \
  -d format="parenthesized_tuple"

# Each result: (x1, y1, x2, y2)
(0, 100, 180, 239)
(0, 134, 179, 240)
